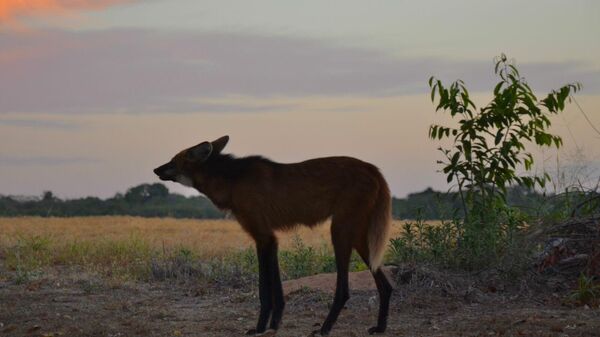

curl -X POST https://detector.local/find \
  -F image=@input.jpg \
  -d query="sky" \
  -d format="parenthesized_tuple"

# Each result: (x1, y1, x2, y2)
(1, 0, 599, 198)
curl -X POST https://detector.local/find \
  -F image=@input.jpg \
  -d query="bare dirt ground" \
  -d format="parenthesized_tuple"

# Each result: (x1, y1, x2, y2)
(1, 264, 599, 337)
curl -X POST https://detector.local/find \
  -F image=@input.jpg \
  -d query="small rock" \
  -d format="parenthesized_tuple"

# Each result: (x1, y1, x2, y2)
(27, 325, 41, 333)
(550, 325, 563, 332)
(464, 286, 488, 304)
(368, 296, 378, 311)
(2, 324, 17, 333)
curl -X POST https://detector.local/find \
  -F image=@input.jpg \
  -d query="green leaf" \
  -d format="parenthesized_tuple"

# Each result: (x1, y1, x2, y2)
(553, 136, 563, 148)
(494, 130, 503, 145)
(508, 64, 520, 77)
(462, 141, 471, 154)
(493, 82, 504, 95)
(430, 125, 437, 139)
(451, 152, 460, 165)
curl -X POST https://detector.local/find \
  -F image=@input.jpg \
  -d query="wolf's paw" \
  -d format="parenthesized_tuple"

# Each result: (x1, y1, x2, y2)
(368, 326, 386, 335)
(246, 328, 276, 336)
(308, 328, 329, 336)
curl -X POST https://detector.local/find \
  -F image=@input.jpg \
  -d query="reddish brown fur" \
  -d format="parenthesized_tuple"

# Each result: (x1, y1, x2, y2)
(200, 156, 386, 244)
(154, 136, 392, 335)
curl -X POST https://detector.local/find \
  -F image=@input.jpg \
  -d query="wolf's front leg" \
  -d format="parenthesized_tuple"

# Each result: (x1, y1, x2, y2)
(246, 236, 277, 335)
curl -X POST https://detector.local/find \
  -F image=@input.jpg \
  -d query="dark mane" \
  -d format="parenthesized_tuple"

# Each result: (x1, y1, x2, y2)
(205, 153, 275, 180)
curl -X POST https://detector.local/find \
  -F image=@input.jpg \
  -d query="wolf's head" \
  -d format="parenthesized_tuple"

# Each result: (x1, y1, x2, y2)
(153, 135, 229, 188)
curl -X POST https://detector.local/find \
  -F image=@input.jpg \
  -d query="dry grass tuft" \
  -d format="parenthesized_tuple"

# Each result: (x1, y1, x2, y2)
(0, 216, 408, 256)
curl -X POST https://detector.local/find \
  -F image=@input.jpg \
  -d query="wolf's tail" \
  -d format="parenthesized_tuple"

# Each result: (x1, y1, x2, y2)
(367, 176, 391, 272)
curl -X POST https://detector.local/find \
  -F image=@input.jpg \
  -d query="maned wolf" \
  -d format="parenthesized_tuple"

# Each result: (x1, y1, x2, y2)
(153, 136, 393, 336)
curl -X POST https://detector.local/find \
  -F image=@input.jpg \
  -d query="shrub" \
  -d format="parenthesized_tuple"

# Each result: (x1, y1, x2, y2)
(391, 55, 580, 270)
(567, 273, 600, 307)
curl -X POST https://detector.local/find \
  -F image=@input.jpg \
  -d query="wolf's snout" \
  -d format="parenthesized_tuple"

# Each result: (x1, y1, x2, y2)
(153, 162, 176, 181)
(153, 166, 165, 178)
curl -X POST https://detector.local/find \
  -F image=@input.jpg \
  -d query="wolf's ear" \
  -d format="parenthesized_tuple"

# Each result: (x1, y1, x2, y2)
(187, 141, 213, 162)
(211, 135, 229, 154)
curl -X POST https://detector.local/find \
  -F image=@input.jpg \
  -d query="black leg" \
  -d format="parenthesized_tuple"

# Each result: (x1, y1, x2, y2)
(368, 268, 392, 335)
(247, 237, 276, 335)
(317, 241, 351, 335)
(269, 246, 285, 330)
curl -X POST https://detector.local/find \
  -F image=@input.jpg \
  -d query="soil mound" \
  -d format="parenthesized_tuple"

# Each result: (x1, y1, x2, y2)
(283, 267, 396, 295)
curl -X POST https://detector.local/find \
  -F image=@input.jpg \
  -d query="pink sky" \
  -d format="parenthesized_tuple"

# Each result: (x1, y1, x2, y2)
(0, 0, 135, 18)
(1, 1, 599, 198)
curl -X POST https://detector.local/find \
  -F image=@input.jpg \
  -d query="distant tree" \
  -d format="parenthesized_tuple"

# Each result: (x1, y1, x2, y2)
(124, 184, 152, 203)
(42, 191, 55, 202)
(147, 183, 169, 198)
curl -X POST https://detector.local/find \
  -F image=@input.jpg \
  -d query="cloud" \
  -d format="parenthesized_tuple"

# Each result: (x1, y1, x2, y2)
(0, 29, 598, 114)
(0, 0, 136, 26)
(174, 100, 298, 114)
(0, 154, 98, 166)
(0, 118, 81, 129)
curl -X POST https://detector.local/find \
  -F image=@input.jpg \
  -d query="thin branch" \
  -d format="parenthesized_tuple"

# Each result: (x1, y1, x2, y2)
(571, 193, 600, 218)
(572, 95, 600, 137)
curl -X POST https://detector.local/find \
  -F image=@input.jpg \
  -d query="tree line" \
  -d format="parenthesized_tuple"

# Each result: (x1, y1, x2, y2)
(0, 182, 567, 220)
(0, 183, 222, 218)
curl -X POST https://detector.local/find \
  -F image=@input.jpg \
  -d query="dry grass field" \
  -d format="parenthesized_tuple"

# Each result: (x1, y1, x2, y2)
(2, 217, 599, 337)
(0, 216, 409, 257)
(0, 216, 415, 282)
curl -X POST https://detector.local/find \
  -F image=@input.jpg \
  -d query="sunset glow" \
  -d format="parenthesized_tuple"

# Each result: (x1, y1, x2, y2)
(1, 0, 598, 198)
(0, 0, 134, 26)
